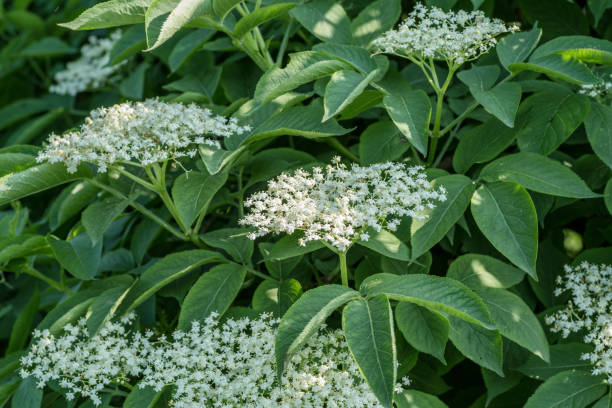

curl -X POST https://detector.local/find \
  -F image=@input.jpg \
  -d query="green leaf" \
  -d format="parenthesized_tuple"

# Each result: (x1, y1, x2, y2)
(11, 377, 42, 408)
(447, 316, 504, 376)
(20, 37, 76, 58)
(86, 284, 132, 335)
(252, 278, 302, 316)
(6, 290, 38, 354)
(290, 0, 352, 44)
(49, 181, 99, 230)
(524, 370, 607, 408)
(313, 43, 376, 74)
(275, 284, 360, 380)
(200, 228, 253, 263)
(351, 0, 401, 47)
(509, 54, 598, 85)
(163, 67, 222, 99)
(516, 90, 590, 155)
(356, 229, 411, 261)
(5, 108, 66, 147)
(324, 70, 377, 121)
(109, 25, 147, 65)
(471, 83, 522, 128)
(395, 390, 449, 408)
(517, 343, 593, 380)
(590, 0, 612, 25)
(447, 254, 525, 290)
(233, 3, 297, 38)
(0, 163, 92, 206)
(168, 29, 214, 72)
(518, 0, 589, 40)
(172, 169, 228, 228)
(213, 0, 242, 21)
(496, 24, 542, 70)
(117, 249, 226, 314)
(59, 0, 151, 30)
(343, 294, 396, 408)
(245, 148, 317, 187)
(605, 179, 612, 215)
(481, 152, 598, 198)
(457, 65, 500, 91)
(531, 35, 612, 65)
(265, 232, 325, 261)
(584, 102, 612, 169)
(178, 263, 246, 330)
(383, 90, 431, 155)
(477, 287, 549, 361)
(119, 62, 148, 99)
(452, 118, 517, 173)
(470, 182, 538, 278)
(82, 196, 131, 245)
(254, 51, 349, 104)
(395, 301, 448, 363)
(0, 380, 19, 407)
(411, 175, 474, 258)
(145, 0, 212, 50)
(360, 273, 494, 328)
(359, 121, 410, 165)
(0, 235, 51, 264)
(593, 393, 612, 408)
(48, 233, 102, 280)
(0, 97, 68, 132)
(482, 368, 523, 407)
(124, 385, 163, 408)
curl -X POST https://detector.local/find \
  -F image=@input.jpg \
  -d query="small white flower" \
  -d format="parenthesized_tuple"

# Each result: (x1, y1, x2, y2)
(240, 157, 446, 251)
(372, 3, 519, 64)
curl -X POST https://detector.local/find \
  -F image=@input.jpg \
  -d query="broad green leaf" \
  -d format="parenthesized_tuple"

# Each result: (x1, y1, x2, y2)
(471, 182, 538, 278)
(0, 152, 36, 176)
(200, 228, 253, 263)
(477, 287, 549, 361)
(199, 145, 245, 175)
(324, 70, 377, 121)
(5, 108, 66, 146)
(233, 3, 297, 38)
(119, 62, 148, 99)
(124, 385, 163, 408)
(20, 37, 76, 58)
(252, 278, 302, 316)
(605, 179, 612, 215)
(360, 273, 494, 328)
(0, 97, 68, 132)
(168, 29, 215, 72)
(341, 90, 384, 119)
(531, 35, 612, 65)
(471, 83, 522, 128)
(0, 235, 51, 264)
(447, 254, 525, 290)
(395, 301, 448, 363)
(383, 90, 431, 156)
(11, 377, 42, 408)
(275, 285, 360, 379)
(86, 283, 133, 335)
(178, 263, 246, 330)
(172, 169, 228, 228)
(6, 290, 39, 354)
(254, 51, 349, 104)
(509, 54, 598, 85)
(593, 393, 612, 408)
(48, 233, 102, 280)
(109, 24, 147, 65)
(0, 380, 19, 407)
(481, 152, 598, 198)
(482, 368, 523, 407)
(343, 294, 396, 408)
(145, 0, 212, 50)
(50, 181, 99, 230)
(213, 0, 242, 21)
(0, 163, 92, 206)
(313, 43, 376, 74)
(163, 67, 222, 99)
(517, 343, 593, 380)
(516, 90, 590, 155)
(258, 243, 302, 280)
(351, 0, 401, 47)
(290, 0, 352, 44)
(584, 102, 612, 169)
(59, 0, 151, 30)
(452, 118, 517, 174)
(518, 0, 589, 40)
(411, 175, 474, 258)
(496, 24, 542, 70)
(457, 65, 500, 91)
(82, 196, 131, 245)
(356, 229, 411, 261)
(447, 316, 504, 376)
(117, 250, 226, 314)
(524, 370, 607, 408)
(248, 101, 351, 143)
(265, 233, 325, 261)
(590, 0, 612, 25)
(245, 148, 317, 187)
(395, 390, 449, 408)
(359, 121, 410, 165)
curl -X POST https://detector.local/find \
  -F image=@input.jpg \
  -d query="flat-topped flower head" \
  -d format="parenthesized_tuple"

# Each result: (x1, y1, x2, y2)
(36, 99, 251, 173)
(546, 262, 612, 383)
(240, 157, 447, 251)
(372, 3, 519, 64)
(50, 30, 125, 96)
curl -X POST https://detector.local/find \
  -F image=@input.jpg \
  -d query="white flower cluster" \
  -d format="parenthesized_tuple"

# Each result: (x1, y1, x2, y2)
(50, 31, 125, 96)
(20, 314, 140, 406)
(546, 262, 612, 383)
(240, 157, 447, 251)
(578, 76, 612, 99)
(372, 3, 519, 64)
(21, 313, 406, 407)
(36, 99, 251, 173)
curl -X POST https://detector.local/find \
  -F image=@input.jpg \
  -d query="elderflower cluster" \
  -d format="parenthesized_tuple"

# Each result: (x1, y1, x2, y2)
(36, 99, 251, 173)
(21, 313, 408, 407)
(578, 75, 612, 100)
(545, 262, 612, 383)
(20, 313, 141, 406)
(240, 157, 447, 251)
(372, 3, 519, 64)
(50, 31, 125, 96)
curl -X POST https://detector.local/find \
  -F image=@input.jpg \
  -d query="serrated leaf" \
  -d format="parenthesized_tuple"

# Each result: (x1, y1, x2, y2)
(168, 28, 214, 72)
(213, 0, 242, 21)
(290, 0, 352, 44)
(82, 196, 131, 245)
(447, 254, 525, 290)
(323, 70, 376, 121)
(383, 90, 431, 155)
(517, 343, 593, 380)
(48, 233, 102, 280)
(472, 82, 522, 128)
(252, 278, 302, 316)
(59, 0, 151, 30)
(359, 121, 410, 165)
(233, 3, 296, 38)
(509, 54, 598, 85)
(265, 232, 325, 261)
(200, 228, 253, 263)
(109, 24, 147, 65)
(351, 0, 401, 47)
(172, 168, 228, 228)
(145, 0, 212, 50)
(313, 43, 376, 74)
(449, 317, 504, 376)
(496, 24, 542, 70)
(356, 229, 411, 261)
(584, 102, 612, 169)
(395, 301, 448, 363)
(531, 35, 612, 65)
(524, 370, 607, 408)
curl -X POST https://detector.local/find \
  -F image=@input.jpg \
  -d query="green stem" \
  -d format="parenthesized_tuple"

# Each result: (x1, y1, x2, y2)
(16, 263, 73, 295)
(338, 251, 349, 287)
(245, 266, 278, 282)
(237, 167, 245, 218)
(147, 163, 189, 234)
(324, 138, 359, 162)
(276, 18, 294, 65)
(427, 65, 456, 165)
(112, 166, 156, 191)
